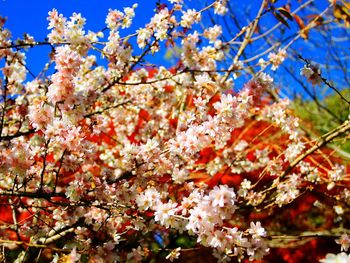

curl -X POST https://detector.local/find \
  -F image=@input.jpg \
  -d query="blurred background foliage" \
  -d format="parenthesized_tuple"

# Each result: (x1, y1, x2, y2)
(292, 89, 350, 157)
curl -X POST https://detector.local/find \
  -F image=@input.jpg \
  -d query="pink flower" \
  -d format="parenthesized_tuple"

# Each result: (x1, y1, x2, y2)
(208, 185, 236, 208)
(154, 200, 178, 228)
(336, 234, 350, 252)
(68, 247, 81, 262)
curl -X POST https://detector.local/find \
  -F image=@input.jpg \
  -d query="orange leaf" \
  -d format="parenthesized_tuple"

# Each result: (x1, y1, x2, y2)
(334, 3, 350, 27)
(293, 14, 304, 29)
(277, 7, 293, 21)
(273, 11, 290, 28)
(293, 14, 309, 39)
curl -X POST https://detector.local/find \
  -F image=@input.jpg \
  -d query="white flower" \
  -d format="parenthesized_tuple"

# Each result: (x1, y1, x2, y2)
(336, 234, 350, 252)
(284, 141, 305, 162)
(136, 27, 152, 48)
(51, 254, 60, 263)
(203, 25, 222, 42)
(234, 140, 248, 152)
(206, 230, 230, 252)
(268, 48, 287, 71)
(194, 73, 213, 86)
(172, 167, 189, 184)
(136, 187, 162, 211)
(166, 247, 181, 262)
(208, 185, 236, 208)
(154, 200, 178, 227)
(319, 252, 350, 263)
(180, 9, 201, 28)
(213, 93, 235, 118)
(249, 221, 266, 238)
(255, 72, 274, 88)
(300, 65, 314, 79)
(329, 164, 344, 182)
(300, 64, 322, 86)
(334, 205, 344, 215)
(186, 204, 214, 234)
(258, 58, 268, 70)
(238, 179, 251, 198)
(126, 246, 144, 262)
(214, 1, 228, 15)
(168, 0, 183, 3)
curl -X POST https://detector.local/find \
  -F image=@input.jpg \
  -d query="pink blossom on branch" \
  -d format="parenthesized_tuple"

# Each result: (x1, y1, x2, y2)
(0, 1, 349, 262)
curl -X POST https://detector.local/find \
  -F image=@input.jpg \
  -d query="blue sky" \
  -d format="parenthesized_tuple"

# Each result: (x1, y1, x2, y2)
(0, 0, 348, 100)
(0, 0, 155, 38)
(0, 0, 167, 75)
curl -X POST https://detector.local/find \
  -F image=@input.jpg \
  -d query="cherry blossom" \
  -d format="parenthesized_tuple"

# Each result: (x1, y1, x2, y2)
(0, 1, 349, 262)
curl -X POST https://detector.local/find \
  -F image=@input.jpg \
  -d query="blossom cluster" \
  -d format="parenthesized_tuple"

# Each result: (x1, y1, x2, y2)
(0, 1, 349, 262)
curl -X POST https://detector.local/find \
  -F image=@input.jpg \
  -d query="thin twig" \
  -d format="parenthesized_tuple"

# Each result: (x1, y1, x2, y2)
(281, 120, 350, 179)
